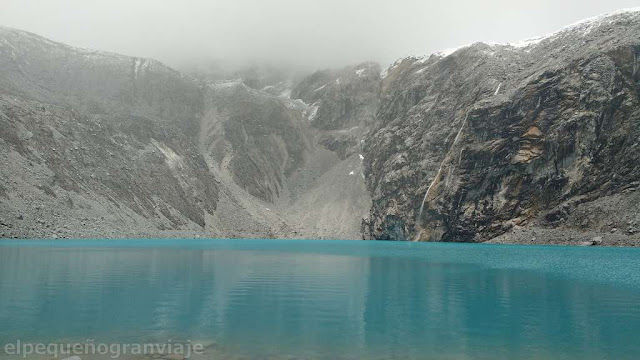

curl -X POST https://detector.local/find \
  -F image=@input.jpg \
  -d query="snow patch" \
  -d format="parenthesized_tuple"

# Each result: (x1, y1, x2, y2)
(133, 58, 146, 79)
(359, 154, 364, 160)
(494, 83, 502, 96)
(380, 67, 389, 79)
(151, 139, 183, 170)
(433, 46, 464, 58)
(355, 68, 367, 76)
(208, 80, 244, 90)
(509, 37, 545, 48)
(349, 171, 355, 176)
(415, 67, 428, 75)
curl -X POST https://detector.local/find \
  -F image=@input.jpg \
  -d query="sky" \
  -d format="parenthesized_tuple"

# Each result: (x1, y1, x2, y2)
(1, 0, 639, 71)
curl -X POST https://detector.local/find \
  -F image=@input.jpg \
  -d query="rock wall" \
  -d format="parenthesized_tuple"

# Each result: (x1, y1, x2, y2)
(363, 11, 640, 244)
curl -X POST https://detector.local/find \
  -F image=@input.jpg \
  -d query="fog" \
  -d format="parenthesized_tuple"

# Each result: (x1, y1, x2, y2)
(1, 0, 639, 71)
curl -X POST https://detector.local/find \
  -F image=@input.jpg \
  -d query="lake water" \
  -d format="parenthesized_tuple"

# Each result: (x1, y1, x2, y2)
(0, 239, 639, 359)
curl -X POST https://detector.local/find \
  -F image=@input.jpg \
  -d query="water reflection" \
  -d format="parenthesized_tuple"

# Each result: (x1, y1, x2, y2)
(0, 243, 639, 359)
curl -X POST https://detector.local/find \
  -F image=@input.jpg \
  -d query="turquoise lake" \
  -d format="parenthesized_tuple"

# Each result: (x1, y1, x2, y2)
(0, 239, 639, 359)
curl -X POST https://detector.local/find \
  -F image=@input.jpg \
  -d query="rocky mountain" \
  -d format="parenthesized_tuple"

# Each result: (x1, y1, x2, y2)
(362, 9, 640, 245)
(1, 9, 639, 245)
(0, 26, 373, 240)
(0, 27, 220, 238)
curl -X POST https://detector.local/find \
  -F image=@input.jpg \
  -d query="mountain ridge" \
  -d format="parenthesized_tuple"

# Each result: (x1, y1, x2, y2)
(1, 9, 639, 245)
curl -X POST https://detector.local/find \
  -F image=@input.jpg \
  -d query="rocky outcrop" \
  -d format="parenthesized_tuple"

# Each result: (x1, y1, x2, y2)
(291, 62, 380, 129)
(291, 62, 380, 160)
(363, 10, 640, 244)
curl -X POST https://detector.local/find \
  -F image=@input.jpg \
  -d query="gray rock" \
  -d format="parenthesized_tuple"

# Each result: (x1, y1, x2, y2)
(1, 11, 639, 245)
(582, 236, 605, 246)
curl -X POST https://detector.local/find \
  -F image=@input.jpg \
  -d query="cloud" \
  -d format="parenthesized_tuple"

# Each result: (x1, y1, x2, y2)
(1, 0, 638, 70)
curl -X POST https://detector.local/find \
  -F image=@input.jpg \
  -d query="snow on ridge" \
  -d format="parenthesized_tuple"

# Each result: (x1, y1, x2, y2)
(408, 7, 640, 62)
(378, 8, 640, 80)
(433, 46, 466, 58)
(496, 7, 640, 49)
(380, 67, 389, 79)
(561, 7, 640, 33)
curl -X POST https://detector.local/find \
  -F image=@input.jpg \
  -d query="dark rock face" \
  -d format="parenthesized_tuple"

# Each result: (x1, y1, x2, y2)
(363, 11, 640, 243)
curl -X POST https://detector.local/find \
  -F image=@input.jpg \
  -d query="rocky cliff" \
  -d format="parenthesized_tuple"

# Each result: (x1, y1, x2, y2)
(362, 9, 640, 245)
(1, 9, 639, 245)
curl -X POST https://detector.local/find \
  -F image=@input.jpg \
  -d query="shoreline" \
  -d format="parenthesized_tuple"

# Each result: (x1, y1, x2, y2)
(0, 228, 638, 247)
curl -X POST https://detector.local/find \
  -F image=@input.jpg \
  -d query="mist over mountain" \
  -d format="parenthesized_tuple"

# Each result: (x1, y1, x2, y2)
(2, 0, 640, 71)
(0, 4, 639, 246)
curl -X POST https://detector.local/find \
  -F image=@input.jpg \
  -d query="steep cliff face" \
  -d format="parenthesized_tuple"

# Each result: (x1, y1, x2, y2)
(292, 62, 380, 130)
(363, 10, 640, 243)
